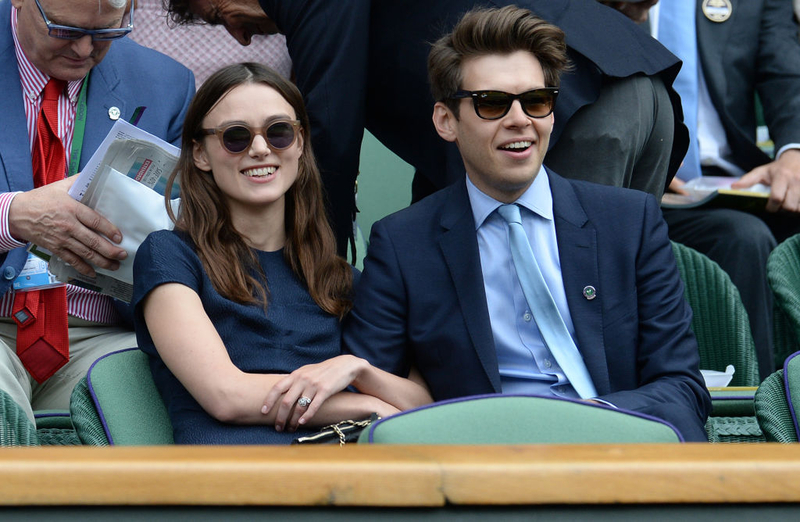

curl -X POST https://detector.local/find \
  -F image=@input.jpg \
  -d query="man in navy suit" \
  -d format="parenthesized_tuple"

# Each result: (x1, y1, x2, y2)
(0, 0, 194, 423)
(343, 5, 710, 442)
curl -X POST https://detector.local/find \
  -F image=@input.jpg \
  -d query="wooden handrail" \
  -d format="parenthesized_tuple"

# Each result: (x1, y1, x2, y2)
(2, 444, 800, 506)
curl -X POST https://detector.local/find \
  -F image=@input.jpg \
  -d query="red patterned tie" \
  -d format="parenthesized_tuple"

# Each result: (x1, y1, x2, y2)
(12, 78, 69, 383)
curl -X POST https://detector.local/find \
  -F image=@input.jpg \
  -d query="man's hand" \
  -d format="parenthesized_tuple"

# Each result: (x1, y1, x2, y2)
(732, 149, 800, 213)
(8, 177, 127, 277)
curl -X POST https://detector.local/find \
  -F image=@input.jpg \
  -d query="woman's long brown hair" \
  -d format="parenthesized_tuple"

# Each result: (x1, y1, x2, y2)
(164, 63, 353, 319)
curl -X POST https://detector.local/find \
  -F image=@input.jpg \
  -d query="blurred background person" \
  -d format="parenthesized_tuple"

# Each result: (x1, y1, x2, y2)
(131, 0, 291, 86)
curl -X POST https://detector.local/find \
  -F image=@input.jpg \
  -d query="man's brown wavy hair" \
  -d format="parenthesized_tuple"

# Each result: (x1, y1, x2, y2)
(164, 62, 353, 319)
(428, 5, 571, 119)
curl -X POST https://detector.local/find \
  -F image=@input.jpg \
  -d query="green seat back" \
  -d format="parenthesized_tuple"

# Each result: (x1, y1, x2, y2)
(754, 369, 798, 443)
(69, 377, 110, 446)
(359, 395, 682, 444)
(69, 348, 173, 445)
(671, 241, 759, 386)
(767, 234, 800, 367)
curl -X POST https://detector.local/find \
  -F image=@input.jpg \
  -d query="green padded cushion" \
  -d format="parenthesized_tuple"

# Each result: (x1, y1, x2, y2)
(87, 348, 173, 445)
(359, 395, 681, 445)
(754, 370, 798, 443)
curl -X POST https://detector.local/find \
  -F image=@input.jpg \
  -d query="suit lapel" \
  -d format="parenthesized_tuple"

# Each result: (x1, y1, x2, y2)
(438, 182, 502, 392)
(696, 0, 734, 115)
(549, 173, 611, 395)
(0, 7, 34, 192)
(82, 47, 126, 170)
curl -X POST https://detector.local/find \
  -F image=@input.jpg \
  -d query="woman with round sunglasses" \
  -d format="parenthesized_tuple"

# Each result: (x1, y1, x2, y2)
(131, 63, 432, 444)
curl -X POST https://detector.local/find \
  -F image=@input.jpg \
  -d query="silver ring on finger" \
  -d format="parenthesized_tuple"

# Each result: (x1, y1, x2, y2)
(297, 396, 312, 408)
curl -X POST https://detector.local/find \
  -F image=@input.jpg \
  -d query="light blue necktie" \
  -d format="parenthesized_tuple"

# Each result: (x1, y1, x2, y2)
(497, 204, 597, 399)
(658, 0, 701, 180)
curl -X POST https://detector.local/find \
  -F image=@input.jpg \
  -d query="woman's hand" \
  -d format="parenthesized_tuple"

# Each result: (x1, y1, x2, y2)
(261, 355, 369, 432)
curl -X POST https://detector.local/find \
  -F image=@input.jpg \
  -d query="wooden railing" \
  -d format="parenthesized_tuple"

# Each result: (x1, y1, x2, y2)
(2, 444, 800, 507)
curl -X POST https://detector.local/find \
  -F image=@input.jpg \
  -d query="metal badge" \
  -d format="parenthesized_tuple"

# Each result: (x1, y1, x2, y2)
(583, 285, 597, 301)
(702, 0, 732, 23)
(108, 106, 121, 120)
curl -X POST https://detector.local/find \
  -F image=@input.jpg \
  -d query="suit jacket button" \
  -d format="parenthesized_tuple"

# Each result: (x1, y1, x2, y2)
(583, 285, 596, 300)
(3, 266, 17, 280)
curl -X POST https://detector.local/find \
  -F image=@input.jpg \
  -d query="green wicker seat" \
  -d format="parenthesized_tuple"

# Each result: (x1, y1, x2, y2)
(703, 416, 765, 444)
(360, 394, 682, 444)
(754, 369, 797, 442)
(69, 378, 110, 446)
(671, 241, 759, 386)
(773, 306, 798, 376)
(0, 389, 38, 446)
(671, 241, 762, 443)
(69, 348, 173, 445)
(34, 410, 80, 446)
(767, 234, 800, 369)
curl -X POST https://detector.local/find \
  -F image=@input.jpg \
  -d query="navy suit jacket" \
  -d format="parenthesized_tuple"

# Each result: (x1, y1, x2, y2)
(343, 171, 712, 441)
(0, 1, 195, 299)
(696, 0, 800, 172)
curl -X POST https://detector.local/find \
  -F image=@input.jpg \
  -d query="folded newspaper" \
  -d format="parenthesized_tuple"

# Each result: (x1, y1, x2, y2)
(33, 119, 180, 303)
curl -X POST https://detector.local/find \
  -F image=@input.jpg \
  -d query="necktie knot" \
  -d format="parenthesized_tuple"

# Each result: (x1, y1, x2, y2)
(43, 78, 66, 102)
(497, 203, 522, 225)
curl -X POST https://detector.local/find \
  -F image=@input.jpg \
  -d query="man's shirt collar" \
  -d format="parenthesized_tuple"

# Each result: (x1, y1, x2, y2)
(466, 165, 553, 230)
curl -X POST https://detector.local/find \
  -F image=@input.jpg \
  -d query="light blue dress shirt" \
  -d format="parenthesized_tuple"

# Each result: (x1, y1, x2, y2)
(466, 168, 580, 399)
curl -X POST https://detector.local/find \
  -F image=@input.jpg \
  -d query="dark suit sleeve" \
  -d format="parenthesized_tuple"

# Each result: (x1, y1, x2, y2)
(265, 0, 369, 255)
(598, 195, 711, 441)
(756, 0, 800, 152)
(342, 219, 412, 377)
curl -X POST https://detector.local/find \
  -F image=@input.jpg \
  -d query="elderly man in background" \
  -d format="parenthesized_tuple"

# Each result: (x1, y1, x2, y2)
(0, 0, 194, 426)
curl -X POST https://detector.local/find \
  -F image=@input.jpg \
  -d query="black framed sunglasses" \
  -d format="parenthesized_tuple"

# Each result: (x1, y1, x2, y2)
(200, 120, 301, 154)
(450, 88, 559, 120)
(35, 0, 134, 41)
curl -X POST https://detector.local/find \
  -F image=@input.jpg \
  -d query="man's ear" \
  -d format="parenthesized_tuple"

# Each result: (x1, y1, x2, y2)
(193, 140, 212, 172)
(432, 102, 458, 143)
